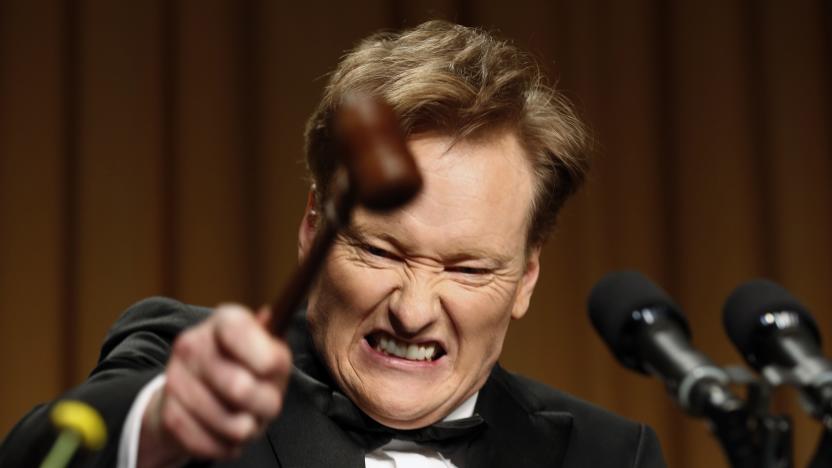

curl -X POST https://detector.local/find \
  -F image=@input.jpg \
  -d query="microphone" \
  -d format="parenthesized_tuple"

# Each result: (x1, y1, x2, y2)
(588, 271, 743, 417)
(723, 279, 832, 420)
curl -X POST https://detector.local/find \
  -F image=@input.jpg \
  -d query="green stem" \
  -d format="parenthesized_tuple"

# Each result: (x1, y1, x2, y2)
(40, 430, 81, 468)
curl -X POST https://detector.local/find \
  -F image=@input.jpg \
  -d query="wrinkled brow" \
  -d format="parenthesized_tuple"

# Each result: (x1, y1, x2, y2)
(343, 222, 515, 265)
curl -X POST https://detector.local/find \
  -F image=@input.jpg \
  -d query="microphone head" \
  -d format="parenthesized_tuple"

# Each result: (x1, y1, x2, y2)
(722, 279, 821, 368)
(588, 270, 689, 373)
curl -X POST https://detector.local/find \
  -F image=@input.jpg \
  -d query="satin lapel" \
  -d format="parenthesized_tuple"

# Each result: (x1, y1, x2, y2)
(465, 366, 573, 468)
(265, 370, 366, 468)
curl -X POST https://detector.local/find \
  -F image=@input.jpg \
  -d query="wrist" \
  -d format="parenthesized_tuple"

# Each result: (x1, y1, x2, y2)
(136, 390, 188, 468)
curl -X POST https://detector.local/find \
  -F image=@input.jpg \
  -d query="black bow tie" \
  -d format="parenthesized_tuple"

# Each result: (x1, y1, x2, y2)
(325, 391, 486, 451)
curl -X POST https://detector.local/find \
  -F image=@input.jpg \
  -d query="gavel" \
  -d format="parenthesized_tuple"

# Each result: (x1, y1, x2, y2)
(267, 94, 423, 336)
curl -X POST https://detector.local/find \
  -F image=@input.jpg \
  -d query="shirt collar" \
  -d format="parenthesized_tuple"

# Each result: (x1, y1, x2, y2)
(443, 392, 478, 422)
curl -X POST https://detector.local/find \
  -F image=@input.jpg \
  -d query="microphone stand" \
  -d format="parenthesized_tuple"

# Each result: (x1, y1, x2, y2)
(704, 366, 793, 468)
(808, 420, 831, 468)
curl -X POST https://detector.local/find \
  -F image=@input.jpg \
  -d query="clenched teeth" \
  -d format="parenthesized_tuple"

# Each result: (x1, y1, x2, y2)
(374, 335, 439, 361)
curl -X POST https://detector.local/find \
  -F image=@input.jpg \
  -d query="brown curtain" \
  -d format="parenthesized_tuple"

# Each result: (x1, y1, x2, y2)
(1, 1, 830, 466)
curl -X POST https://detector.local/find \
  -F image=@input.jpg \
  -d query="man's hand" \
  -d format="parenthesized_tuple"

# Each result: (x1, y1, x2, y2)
(137, 304, 292, 468)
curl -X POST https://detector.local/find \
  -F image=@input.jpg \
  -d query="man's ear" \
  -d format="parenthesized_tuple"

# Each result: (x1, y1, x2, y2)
(298, 190, 319, 261)
(511, 246, 541, 320)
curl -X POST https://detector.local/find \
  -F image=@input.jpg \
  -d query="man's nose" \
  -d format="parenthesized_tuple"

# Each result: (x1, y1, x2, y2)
(387, 275, 440, 338)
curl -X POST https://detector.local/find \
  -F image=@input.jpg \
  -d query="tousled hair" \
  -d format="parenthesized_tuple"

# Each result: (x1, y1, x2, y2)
(305, 20, 589, 246)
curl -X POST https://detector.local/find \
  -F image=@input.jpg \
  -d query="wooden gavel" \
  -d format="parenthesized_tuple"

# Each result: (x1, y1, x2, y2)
(267, 95, 423, 336)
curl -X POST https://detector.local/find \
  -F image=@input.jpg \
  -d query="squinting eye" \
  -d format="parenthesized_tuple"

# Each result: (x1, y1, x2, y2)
(446, 266, 490, 275)
(362, 244, 395, 259)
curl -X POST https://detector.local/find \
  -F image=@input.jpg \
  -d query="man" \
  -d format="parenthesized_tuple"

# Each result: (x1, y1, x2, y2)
(0, 20, 666, 467)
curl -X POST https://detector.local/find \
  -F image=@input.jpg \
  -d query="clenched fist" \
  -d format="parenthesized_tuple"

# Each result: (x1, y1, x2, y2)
(138, 304, 292, 468)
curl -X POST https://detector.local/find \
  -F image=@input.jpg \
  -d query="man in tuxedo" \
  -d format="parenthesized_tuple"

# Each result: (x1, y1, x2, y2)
(0, 20, 666, 467)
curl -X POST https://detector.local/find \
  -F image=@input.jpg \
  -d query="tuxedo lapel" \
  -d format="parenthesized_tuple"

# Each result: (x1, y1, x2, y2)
(464, 365, 573, 468)
(257, 322, 364, 468)
(265, 370, 366, 468)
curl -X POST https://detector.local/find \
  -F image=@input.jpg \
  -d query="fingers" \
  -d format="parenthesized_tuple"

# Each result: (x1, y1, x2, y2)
(193, 350, 284, 421)
(160, 391, 239, 460)
(166, 358, 259, 444)
(214, 304, 291, 378)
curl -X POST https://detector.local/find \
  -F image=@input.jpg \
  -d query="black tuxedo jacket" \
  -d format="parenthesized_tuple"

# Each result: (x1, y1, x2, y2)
(0, 297, 666, 467)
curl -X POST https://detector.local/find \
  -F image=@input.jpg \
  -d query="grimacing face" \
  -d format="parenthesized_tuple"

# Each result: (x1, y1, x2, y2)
(299, 131, 541, 429)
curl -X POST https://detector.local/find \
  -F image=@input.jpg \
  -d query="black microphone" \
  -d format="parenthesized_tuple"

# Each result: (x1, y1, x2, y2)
(588, 271, 743, 417)
(723, 279, 832, 421)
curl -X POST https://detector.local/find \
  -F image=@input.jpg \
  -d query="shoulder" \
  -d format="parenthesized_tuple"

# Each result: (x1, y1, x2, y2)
(106, 296, 211, 341)
(493, 366, 638, 431)
(489, 366, 666, 467)
(94, 296, 212, 371)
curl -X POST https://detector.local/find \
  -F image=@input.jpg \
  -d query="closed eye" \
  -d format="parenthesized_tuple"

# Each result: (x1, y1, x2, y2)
(445, 266, 491, 275)
(361, 243, 399, 260)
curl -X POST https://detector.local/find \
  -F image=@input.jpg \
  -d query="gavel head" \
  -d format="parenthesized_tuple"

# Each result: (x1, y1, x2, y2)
(335, 94, 423, 211)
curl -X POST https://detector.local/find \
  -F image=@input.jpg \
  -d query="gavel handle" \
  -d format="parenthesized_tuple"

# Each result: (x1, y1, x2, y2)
(267, 178, 354, 337)
(265, 95, 421, 336)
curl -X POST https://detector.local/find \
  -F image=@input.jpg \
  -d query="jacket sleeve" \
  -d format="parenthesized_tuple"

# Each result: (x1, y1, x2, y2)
(0, 297, 208, 468)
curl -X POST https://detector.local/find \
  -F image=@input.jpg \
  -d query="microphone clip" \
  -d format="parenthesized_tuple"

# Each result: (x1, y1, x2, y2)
(706, 365, 794, 468)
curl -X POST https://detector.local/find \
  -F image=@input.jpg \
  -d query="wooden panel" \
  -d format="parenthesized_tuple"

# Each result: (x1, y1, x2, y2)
(175, 0, 248, 306)
(670, 0, 762, 465)
(392, 0, 458, 27)
(74, 0, 165, 382)
(588, 0, 679, 449)
(0, 0, 65, 435)
(757, 1, 832, 464)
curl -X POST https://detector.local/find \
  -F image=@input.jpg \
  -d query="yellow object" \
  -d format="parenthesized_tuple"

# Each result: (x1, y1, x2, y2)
(49, 400, 107, 450)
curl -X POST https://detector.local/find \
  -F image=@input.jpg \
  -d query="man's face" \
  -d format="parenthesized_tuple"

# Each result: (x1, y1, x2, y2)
(301, 131, 541, 429)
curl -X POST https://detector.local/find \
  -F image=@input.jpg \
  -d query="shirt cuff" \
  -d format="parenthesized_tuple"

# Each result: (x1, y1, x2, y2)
(117, 373, 167, 468)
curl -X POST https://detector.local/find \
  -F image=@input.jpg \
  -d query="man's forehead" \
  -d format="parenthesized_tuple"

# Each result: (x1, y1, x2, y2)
(331, 131, 533, 259)
(409, 130, 531, 169)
